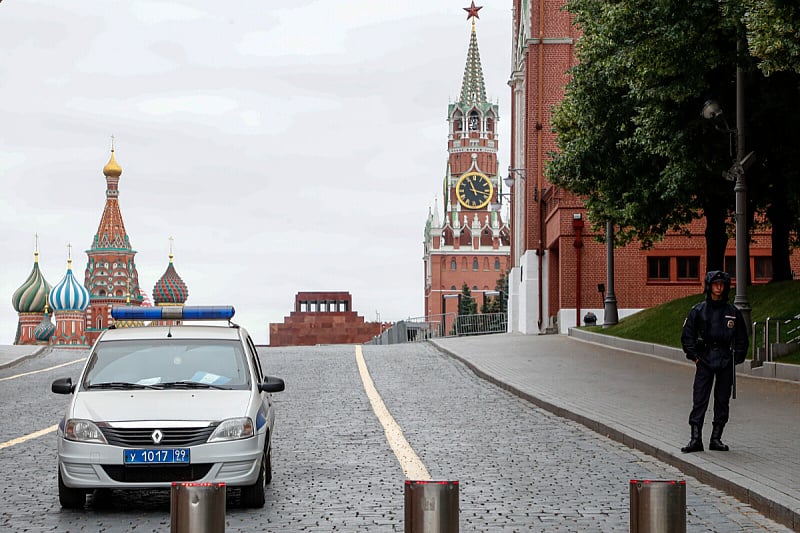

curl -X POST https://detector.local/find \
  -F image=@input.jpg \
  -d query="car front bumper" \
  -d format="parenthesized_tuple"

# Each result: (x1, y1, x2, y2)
(57, 434, 265, 490)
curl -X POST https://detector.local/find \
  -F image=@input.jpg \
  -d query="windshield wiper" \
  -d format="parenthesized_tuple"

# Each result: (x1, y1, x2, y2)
(150, 381, 227, 390)
(86, 382, 158, 390)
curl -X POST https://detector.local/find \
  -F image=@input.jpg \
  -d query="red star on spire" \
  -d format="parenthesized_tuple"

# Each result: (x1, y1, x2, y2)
(463, 1, 482, 21)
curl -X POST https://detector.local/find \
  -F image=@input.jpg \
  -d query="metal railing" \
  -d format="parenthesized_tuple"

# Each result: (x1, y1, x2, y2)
(367, 313, 508, 345)
(752, 315, 800, 364)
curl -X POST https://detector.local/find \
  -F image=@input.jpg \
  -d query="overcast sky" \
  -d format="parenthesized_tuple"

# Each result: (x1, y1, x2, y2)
(1, 0, 512, 345)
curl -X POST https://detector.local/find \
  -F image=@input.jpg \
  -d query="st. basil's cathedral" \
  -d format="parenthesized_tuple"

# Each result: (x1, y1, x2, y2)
(11, 147, 190, 347)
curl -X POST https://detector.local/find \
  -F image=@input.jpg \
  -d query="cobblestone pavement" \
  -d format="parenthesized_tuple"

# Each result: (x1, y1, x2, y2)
(0, 345, 791, 531)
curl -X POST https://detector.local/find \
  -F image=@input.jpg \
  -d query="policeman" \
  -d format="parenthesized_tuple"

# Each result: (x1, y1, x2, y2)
(680, 270, 748, 453)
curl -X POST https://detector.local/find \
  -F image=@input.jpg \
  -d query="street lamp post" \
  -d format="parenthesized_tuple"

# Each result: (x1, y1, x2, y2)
(603, 221, 619, 327)
(701, 35, 753, 330)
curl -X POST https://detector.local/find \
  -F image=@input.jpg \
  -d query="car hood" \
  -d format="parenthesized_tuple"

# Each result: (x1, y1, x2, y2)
(71, 390, 253, 423)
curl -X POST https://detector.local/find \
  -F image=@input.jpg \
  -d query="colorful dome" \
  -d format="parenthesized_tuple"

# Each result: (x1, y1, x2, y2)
(153, 254, 188, 305)
(103, 149, 122, 177)
(49, 259, 91, 312)
(12, 250, 52, 313)
(33, 308, 56, 342)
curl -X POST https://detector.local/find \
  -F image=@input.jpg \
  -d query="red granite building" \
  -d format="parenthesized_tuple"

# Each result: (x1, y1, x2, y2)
(269, 292, 383, 347)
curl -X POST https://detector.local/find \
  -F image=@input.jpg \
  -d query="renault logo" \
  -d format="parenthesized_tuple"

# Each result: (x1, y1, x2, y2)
(151, 429, 163, 444)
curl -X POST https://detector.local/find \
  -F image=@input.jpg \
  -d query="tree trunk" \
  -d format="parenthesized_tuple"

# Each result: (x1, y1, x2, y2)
(704, 200, 729, 272)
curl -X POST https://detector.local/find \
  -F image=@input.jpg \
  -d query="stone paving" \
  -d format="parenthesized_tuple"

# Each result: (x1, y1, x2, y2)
(0, 343, 793, 531)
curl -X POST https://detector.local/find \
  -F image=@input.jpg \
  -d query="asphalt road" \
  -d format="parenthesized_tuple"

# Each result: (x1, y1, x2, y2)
(0, 344, 790, 532)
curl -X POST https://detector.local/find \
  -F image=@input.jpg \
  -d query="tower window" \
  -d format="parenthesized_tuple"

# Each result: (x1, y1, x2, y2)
(450, 259, 457, 271)
(473, 258, 479, 271)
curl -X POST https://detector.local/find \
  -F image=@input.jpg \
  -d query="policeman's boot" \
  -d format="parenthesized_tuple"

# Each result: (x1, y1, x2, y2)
(681, 425, 704, 453)
(709, 424, 729, 451)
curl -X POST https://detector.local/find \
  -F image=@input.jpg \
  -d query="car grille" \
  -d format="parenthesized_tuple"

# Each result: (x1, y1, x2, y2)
(102, 464, 213, 483)
(101, 426, 217, 447)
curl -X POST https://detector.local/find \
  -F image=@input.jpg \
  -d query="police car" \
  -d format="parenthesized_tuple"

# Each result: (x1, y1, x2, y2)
(51, 306, 285, 509)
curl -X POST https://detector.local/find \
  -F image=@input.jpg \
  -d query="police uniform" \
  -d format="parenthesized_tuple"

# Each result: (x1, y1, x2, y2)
(680, 271, 748, 452)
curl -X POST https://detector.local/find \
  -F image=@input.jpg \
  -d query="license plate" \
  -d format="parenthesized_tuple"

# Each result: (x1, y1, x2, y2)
(124, 448, 190, 464)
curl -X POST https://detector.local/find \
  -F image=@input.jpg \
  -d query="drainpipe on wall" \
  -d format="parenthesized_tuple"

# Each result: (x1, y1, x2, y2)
(572, 213, 584, 327)
(536, 0, 545, 332)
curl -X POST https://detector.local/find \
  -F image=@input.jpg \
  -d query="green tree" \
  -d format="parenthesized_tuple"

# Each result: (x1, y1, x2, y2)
(744, 0, 800, 75)
(548, 0, 800, 279)
(481, 270, 509, 314)
(458, 283, 478, 316)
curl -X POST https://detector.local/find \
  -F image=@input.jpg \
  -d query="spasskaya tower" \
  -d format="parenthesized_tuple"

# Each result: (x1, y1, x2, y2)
(423, 3, 511, 319)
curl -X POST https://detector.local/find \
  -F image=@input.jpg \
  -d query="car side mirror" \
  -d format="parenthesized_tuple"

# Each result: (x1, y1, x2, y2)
(259, 376, 285, 393)
(51, 377, 75, 395)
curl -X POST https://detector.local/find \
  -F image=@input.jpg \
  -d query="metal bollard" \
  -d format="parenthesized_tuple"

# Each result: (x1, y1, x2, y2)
(170, 482, 226, 533)
(629, 479, 686, 533)
(405, 480, 459, 533)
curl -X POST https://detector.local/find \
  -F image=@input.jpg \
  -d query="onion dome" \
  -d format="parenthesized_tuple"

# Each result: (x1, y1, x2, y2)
(34, 307, 56, 342)
(49, 258, 91, 312)
(103, 149, 122, 177)
(12, 249, 52, 313)
(153, 252, 189, 305)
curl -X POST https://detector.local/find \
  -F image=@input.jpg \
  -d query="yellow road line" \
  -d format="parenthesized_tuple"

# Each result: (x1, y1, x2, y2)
(0, 425, 58, 451)
(355, 345, 430, 481)
(0, 358, 84, 382)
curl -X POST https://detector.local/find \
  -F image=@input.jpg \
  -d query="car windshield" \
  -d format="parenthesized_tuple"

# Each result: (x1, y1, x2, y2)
(82, 339, 250, 390)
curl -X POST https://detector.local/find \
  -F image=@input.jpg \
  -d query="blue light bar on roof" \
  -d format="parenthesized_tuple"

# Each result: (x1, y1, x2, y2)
(111, 306, 235, 321)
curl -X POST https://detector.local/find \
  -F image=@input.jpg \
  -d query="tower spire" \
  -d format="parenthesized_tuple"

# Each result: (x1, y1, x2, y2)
(459, 3, 487, 106)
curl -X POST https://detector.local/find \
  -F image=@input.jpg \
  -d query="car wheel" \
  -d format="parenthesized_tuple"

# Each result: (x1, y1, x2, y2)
(58, 469, 86, 509)
(240, 448, 266, 508)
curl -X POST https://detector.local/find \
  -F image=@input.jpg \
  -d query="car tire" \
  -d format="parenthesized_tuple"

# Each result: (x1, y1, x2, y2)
(58, 469, 86, 509)
(240, 448, 267, 508)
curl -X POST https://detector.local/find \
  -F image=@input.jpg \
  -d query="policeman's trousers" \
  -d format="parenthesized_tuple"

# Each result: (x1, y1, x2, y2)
(689, 360, 733, 427)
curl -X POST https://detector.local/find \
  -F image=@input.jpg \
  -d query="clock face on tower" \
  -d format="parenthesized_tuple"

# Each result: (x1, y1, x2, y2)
(455, 172, 493, 210)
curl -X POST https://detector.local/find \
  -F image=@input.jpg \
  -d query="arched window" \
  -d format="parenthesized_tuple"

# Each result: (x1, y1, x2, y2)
(451, 259, 457, 271)
(97, 317, 102, 329)
(473, 258, 479, 271)
(495, 259, 501, 271)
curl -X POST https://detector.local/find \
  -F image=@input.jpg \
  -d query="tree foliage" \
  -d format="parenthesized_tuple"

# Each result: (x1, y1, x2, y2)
(480, 269, 509, 314)
(548, 0, 800, 278)
(744, 0, 800, 75)
(458, 283, 478, 316)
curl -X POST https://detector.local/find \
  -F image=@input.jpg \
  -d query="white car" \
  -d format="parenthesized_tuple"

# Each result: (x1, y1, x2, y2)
(51, 305, 285, 509)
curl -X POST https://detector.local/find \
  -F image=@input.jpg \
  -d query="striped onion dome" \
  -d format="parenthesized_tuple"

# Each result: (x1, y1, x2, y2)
(48, 259, 91, 312)
(153, 254, 188, 305)
(34, 308, 56, 342)
(12, 250, 52, 313)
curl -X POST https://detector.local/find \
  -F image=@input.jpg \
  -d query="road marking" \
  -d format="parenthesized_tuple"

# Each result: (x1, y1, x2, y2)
(355, 345, 431, 481)
(0, 425, 58, 451)
(0, 358, 84, 382)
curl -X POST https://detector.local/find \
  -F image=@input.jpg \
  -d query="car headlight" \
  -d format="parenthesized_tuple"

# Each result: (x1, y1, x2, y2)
(208, 417, 254, 442)
(64, 419, 108, 444)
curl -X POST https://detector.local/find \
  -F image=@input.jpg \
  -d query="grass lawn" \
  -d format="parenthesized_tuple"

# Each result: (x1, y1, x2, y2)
(584, 280, 800, 363)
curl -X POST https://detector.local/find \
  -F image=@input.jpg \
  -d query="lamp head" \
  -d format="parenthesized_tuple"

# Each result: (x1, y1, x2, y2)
(701, 99, 723, 120)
